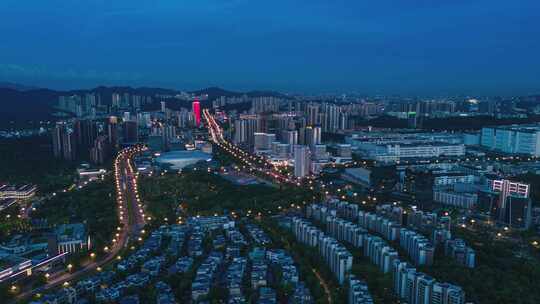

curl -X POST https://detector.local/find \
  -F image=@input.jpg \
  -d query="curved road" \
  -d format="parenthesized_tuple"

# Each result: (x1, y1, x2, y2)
(12, 146, 146, 303)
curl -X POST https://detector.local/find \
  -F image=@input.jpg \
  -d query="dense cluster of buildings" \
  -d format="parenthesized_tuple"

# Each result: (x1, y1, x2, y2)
(399, 161, 534, 230)
(225, 100, 359, 178)
(35, 216, 313, 304)
(345, 131, 465, 162)
(52, 91, 206, 165)
(300, 201, 468, 304)
(31, 92, 540, 303)
(337, 122, 540, 164)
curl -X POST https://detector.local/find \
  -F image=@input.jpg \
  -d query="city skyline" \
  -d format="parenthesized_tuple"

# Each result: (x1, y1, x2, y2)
(3, 2, 540, 303)
(1, 1, 540, 95)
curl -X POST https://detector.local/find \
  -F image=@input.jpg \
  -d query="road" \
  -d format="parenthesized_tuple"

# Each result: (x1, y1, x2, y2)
(312, 268, 333, 304)
(11, 146, 146, 303)
(203, 109, 296, 185)
(204, 109, 382, 205)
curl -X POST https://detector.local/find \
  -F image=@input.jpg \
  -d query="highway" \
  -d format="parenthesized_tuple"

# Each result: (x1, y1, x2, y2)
(203, 109, 298, 185)
(11, 146, 146, 303)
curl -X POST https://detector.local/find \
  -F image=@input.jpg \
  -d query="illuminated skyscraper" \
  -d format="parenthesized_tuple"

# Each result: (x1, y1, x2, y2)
(192, 98, 201, 127)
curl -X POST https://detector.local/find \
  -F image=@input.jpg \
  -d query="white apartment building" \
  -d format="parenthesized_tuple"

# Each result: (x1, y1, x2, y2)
(481, 125, 540, 156)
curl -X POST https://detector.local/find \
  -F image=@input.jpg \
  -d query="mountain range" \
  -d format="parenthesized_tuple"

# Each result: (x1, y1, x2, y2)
(0, 83, 286, 128)
(0, 82, 41, 91)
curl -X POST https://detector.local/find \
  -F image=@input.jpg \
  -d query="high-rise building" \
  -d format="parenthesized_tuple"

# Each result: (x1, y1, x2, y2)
(282, 130, 298, 146)
(112, 93, 121, 108)
(339, 112, 349, 130)
(90, 135, 109, 165)
(121, 93, 130, 108)
(107, 116, 119, 150)
(313, 126, 322, 145)
(251, 97, 280, 113)
(416, 274, 435, 304)
(322, 103, 340, 132)
(305, 126, 314, 147)
(123, 121, 139, 143)
(234, 119, 248, 144)
(61, 129, 76, 161)
(491, 179, 531, 229)
(74, 119, 98, 153)
(160, 101, 166, 112)
(431, 283, 465, 304)
(254, 133, 276, 152)
(311, 145, 328, 161)
(163, 125, 176, 145)
(480, 125, 540, 156)
(192, 98, 201, 127)
(444, 239, 475, 268)
(294, 145, 311, 178)
(271, 142, 290, 158)
(52, 122, 64, 158)
(132, 95, 142, 110)
(177, 109, 193, 128)
(407, 111, 418, 129)
(298, 127, 306, 145)
(292, 218, 352, 285)
(52, 121, 76, 161)
(504, 195, 532, 229)
(348, 275, 373, 304)
(306, 103, 319, 126)
(233, 115, 259, 145)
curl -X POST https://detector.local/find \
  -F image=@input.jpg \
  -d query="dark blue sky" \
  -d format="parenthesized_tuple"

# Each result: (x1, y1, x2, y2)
(1, 0, 539, 95)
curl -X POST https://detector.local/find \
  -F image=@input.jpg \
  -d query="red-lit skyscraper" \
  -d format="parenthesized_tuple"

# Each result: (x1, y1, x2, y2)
(192, 98, 201, 127)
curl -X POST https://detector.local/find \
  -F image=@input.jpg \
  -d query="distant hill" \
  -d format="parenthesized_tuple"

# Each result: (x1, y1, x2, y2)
(0, 88, 61, 127)
(0, 83, 292, 128)
(191, 86, 289, 100)
(245, 90, 289, 99)
(0, 82, 40, 91)
(190, 87, 242, 99)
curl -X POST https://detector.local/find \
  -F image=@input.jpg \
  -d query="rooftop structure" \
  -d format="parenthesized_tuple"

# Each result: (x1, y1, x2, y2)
(154, 150, 212, 170)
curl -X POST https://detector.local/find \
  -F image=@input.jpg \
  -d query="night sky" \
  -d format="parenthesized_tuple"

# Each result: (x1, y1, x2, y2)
(1, 0, 539, 95)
